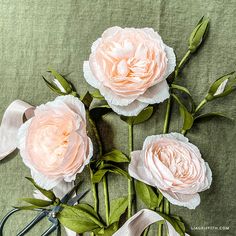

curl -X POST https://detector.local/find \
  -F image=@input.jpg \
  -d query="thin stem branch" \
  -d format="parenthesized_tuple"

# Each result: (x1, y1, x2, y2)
(103, 173, 109, 225)
(87, 111, 110, 227)
(158, 202, 164, 236)
(163, 98, 171, 133)
(128, 124, 134, 219)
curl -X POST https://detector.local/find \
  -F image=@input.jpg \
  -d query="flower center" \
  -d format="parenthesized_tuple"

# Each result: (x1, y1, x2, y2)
(117, 59, 129, 76)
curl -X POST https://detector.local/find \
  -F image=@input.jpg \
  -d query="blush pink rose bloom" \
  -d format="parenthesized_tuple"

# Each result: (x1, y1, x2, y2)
(129, 133, 212, 209)
(17, 95, 93, 190)
(83, 27, 176, 116)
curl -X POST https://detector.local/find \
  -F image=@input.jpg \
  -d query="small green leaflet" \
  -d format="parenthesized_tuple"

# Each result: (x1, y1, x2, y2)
(92, 164, 131, 183)
(194, 112, 234, 121)
(91, 90, 105, 100)
(135, 181, 161, 209)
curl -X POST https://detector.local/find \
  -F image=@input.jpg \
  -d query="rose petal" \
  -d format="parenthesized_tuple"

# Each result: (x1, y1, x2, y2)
(163, 45, 176, 80)
(160, 189, 201, 209)
(137, 80, 170, 104)
(83, 61, 101, 89)
(108, 99, 149, 116)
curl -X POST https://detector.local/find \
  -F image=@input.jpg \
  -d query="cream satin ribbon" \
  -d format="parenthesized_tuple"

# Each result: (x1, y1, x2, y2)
(0, 100, 34, 160)
(113, 209, 189, 236)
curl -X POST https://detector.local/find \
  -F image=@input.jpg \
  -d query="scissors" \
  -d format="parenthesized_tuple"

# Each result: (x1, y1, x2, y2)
(0, 181, 89, 236)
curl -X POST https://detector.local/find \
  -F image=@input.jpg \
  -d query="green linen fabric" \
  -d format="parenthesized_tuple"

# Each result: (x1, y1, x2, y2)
(0, 0, 235, 235)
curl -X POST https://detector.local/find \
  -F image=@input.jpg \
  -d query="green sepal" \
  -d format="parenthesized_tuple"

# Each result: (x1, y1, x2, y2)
(206, 72, 236, 101)
(20, 198, 52, 207)
(25, 177, 56, 201)
(120, 106, 154, 125)
(91, 90, 105, 100)
(13, 205, 42, 210)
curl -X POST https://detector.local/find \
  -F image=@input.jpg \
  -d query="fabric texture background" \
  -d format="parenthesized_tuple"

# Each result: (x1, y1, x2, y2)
(0, 0, 235, 235)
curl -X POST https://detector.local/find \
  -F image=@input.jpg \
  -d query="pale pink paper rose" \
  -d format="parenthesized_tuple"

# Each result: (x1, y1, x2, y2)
(83, 26, 176, 116)
(128, 133, 212, 209)
(17, 95, 93, 190)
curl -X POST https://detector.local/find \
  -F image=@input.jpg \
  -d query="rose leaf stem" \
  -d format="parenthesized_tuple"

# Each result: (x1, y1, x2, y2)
(128, 124, 134, 219)
(87, 111, 110, 226)
(158, 201, 164, 236)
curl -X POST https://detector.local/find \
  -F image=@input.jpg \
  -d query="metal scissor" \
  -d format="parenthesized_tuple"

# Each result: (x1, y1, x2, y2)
(0, 181, 89, 236)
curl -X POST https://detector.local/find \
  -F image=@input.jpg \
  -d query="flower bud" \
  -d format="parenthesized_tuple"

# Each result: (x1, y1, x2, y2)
(188, 17, 209, 53)
(206, 72, 236, 101)
(43, 68, 73, 95)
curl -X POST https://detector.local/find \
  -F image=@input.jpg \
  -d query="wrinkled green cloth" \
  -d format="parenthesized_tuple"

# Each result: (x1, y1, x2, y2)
(0, 0, 235, 235)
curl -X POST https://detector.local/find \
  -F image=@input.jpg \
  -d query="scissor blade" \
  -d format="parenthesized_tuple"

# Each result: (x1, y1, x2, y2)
(67, 189, 90, 206)
(60, 180, 83, 204)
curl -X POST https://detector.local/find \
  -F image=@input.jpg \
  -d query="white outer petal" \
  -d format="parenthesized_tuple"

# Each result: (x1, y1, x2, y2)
(137, 80, 170, 104)
(83, 61, 101, 89)
(108, 99, 148, 116)
(163, 45, 176, 80)
(55, 95, 86, 121)
(160, 190, 201, 209)
(31, 170, 61, 190)
(128, 151, 156, 187)
(201, 162, 213, 191)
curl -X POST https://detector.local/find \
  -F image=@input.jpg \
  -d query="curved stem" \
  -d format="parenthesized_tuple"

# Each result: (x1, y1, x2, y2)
(128, 124, 134, 219)
(163, 98, 171, 133)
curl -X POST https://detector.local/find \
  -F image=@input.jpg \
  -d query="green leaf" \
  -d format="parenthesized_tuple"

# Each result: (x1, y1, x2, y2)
(13, 205, 42, 210)
(171, 84, 191, 96)
(91, 90, 105, 100)
(120, 106, 154, 125)
(81, 91, 93, 108)
(92, 164, 131, 183)
(58, 204, 104, 233)
(158, 212, 185, 236)
(206, 72, 236, 101)
(109, 196, 128, 224)
(171, 215, 186, 233)
(171, 83, 195, 112)
(25, 177, 56, 201)
(135, 181, 161, 209)
(100, 149, 129, 163)
(188, 16, 209, 53)
(172, 94, 194, 131)
(20, 198, 52, 207)
(194, 112, 234, 121)
(90, 104, 111, 119)
(48, 68, 73, 94)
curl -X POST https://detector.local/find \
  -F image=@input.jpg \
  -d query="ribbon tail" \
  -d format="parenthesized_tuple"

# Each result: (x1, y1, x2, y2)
(0, 100, 34, 160)
(112, 209, 189, 236)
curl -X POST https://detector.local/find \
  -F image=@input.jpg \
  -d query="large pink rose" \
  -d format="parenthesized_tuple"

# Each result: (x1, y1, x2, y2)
(83, 27, 176, 116)
(17, 95, 93, 190)
(129, 133, 212, 209)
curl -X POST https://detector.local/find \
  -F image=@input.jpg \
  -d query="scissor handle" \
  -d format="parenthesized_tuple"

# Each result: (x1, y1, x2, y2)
(16, 210, 48, 236)
(0, 208, 20, 236)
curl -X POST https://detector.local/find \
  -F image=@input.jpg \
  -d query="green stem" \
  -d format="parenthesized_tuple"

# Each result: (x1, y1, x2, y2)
(178, 50, 191, 71)
(194, 98, 207, 114)
(87, 111, 110, 227)
(158, 202, 164, 236)
(103, 172, 109, 225)
(128, 124, 134, 219)
(143, 226, 149, 236)
(163, 98, 171, 133)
